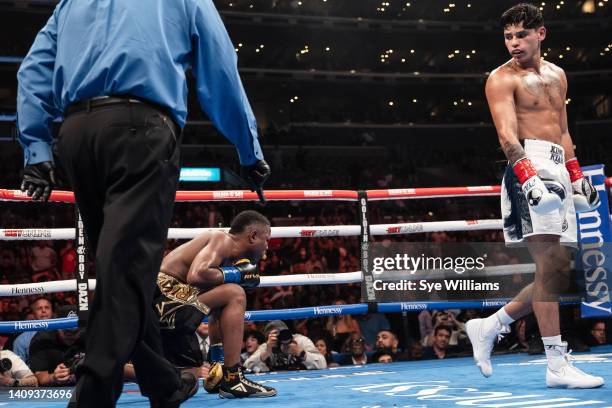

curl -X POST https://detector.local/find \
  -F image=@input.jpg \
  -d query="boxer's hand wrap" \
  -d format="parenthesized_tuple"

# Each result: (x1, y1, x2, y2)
(566, 158, 600, 212)
(513, 157, 563, 214)
(220, 259, 260, 288)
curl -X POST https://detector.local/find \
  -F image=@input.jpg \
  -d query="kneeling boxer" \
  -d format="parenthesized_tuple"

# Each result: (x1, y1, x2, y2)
(154, 210, 276, 398)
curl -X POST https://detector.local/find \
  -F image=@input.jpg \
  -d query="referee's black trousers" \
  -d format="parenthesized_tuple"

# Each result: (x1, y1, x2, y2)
(56, 101, 182, 407)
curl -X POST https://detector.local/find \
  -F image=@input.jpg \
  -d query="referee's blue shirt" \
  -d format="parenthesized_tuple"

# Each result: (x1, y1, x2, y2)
(17, 0, 262, 166)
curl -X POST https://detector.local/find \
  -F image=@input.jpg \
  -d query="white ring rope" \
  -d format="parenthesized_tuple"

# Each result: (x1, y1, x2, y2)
(6, 216, 612, 241)
(0, 264, 538, 297)
(0, 219, 504, 241)
(0, 273, 362, 297)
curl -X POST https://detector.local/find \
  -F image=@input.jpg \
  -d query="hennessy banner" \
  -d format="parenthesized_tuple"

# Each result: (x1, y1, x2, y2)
(578, 164, 612, 318)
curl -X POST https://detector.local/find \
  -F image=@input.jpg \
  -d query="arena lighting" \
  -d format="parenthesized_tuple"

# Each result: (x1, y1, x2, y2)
(179, 167, 221, 182)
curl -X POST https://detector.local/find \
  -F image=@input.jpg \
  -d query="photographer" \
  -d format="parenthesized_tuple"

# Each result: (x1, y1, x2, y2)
(245, 321, 326, 372)
(422, 311, 466, 347)
(13, 297, 53, 364)
(0, 347, 38, 387)
(29, 306, 85, 386)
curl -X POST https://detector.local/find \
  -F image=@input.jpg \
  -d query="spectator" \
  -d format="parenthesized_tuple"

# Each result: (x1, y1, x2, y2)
(375, 330, 399, 354)
(313, 337, 338, 368)
(245, 320, 326, 372)
(407, 340, 424, 361)
(326, 300, 361, 351)
(195, 322, 209, 363)
(0, 249, 18, 282)
(375, 329, 411, 361)
(58, 241, 77, 280)
(321, 239, 340, 272)
(2, 300, 21, 321)
(241, 330, 266, 364)
(355, 313, 390, 351)
(338, 336, 370, 366)
(29, 241, 58, 282)
(418, 310, 433, 340)
(588, 321, 606, 346)
(0, 346, 38, 387)
(290, 247, 309, 274)
(29, 306, 85, 386)
(507, 318, 530, 352)
(13, 297, 53, 364)
(264, 252, 286, 275)
(422, 311, 466, 347)
(371, 349, 395, 364)
(304, 251, 324, 273)
(195, 323, 210, 381)
(422, 326, 458, 360)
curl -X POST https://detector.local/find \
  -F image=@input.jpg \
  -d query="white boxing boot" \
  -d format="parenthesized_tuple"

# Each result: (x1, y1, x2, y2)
(546, 342, 604, 389)
(466, 317, 509, 377)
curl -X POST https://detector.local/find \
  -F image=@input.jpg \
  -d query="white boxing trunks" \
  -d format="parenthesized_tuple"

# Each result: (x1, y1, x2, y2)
(501, 139, 577, 245)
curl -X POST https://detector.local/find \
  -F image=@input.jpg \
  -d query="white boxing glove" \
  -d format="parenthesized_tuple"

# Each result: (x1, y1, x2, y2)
(513, 157, 563, 214)
(565, 157, 600, 212)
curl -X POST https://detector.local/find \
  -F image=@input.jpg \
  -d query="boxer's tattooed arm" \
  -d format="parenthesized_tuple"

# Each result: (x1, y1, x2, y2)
(501, 141, 526, 164)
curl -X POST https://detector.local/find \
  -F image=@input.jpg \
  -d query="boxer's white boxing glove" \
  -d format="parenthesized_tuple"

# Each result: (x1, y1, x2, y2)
(565, 157, 600, 212)
(513, 157, 563, 214)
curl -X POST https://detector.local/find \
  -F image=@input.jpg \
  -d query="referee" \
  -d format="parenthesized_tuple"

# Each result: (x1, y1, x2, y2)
(17, 1, 270, 407)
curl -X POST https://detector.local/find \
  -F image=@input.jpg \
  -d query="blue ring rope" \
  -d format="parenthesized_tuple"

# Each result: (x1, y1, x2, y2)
(0, 297, 579, 333)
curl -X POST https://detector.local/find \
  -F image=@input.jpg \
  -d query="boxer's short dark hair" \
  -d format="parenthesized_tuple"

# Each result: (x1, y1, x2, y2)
(229, 210, 270, 234)
(500, 3, 543, 29)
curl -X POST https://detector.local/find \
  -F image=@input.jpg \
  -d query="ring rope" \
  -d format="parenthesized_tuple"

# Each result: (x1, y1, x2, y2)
(2, 179, 610, 203)
(0, 219, 505, 241)
(0, 180, 608, 334)
(0, 296, 580, 333)
(7, 216, 612, 241)
(0, 272, 361, 296)
(0, 264, 541, 297)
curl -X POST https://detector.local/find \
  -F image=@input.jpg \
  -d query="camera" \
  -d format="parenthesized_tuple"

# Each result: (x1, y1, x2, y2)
(277, 329, 293, 344)
(64, 352, 85, 375)
(0, 358, 12, 374)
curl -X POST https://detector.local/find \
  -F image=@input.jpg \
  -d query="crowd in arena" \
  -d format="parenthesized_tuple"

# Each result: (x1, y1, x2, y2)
(0, 286, 608, 387)
(0, 198, 610, 387)
(1, 129, 611, 386)
(1, 122, 611, 388)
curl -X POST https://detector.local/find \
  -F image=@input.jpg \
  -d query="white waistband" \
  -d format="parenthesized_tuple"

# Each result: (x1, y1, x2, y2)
(523, 139, 565, 164)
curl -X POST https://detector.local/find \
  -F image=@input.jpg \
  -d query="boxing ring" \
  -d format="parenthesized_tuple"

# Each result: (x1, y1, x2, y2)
(1, 180, 612, 406)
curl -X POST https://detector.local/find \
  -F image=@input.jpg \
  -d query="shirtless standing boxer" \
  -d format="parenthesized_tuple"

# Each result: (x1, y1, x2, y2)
(154, 210, 277, 398)
(466, 3, 603, 388)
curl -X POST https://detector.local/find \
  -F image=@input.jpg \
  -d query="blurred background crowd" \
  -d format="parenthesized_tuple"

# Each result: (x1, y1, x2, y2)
(0, 0, 611, 384)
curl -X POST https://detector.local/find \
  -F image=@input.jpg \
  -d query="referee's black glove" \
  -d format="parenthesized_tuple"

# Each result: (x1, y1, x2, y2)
(21, 161, 57, 202)
(241, 160, 271, 205)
